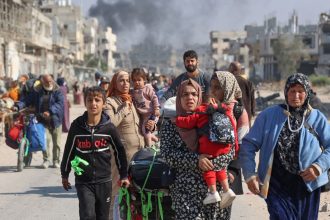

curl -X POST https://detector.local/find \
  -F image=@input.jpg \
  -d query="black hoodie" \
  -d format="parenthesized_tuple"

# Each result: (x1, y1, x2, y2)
(60, 111, 128, 184)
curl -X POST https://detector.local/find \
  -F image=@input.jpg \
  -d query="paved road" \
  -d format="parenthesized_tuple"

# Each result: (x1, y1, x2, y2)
(0, 100, 329, 220)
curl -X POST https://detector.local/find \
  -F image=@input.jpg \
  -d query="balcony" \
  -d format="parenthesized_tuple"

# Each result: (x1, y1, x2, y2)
(25, 8, 52, 50)
(53, 35, 70, 49)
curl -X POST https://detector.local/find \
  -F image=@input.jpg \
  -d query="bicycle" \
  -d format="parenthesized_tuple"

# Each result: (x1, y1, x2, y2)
(6, 107, 45, 172)
(16, 110, 34, 172)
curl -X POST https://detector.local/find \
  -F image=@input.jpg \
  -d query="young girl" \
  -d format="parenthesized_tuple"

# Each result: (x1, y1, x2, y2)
(60, 86, 129, 219)
(175, 79, 236, 208)
(131, 68, 160, 147)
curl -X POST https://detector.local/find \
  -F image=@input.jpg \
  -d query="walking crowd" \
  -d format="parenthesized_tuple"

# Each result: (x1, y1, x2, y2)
(2, 49, 330, 220)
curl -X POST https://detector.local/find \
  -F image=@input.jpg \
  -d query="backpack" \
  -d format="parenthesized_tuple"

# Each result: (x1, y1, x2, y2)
(198, 103, 237, 144)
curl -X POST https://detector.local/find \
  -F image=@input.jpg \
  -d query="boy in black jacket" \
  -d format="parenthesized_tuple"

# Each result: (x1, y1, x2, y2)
(60, 86, 129, 220)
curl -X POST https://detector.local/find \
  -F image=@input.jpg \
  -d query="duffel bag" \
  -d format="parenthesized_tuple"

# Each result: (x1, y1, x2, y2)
(129, 148, 175, 191)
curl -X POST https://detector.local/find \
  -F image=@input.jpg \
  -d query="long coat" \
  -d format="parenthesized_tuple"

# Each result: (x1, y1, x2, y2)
(104, 96, 145, 194)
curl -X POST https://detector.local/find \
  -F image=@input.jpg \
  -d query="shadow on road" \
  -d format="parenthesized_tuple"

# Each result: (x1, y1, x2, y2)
(0, 186, 77, 198)
(0, 165, 44, 173)
(0, 166, 17, 173)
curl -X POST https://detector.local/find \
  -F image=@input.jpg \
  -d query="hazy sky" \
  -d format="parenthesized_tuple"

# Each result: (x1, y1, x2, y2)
(72, 0, 329, 50)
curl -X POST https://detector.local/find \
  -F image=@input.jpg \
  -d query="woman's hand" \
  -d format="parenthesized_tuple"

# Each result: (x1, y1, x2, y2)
(246, 176, 260, 195)
(300, 166, 319, 182)
(198, 154, 214, 171)
(145, 120, 156, 132)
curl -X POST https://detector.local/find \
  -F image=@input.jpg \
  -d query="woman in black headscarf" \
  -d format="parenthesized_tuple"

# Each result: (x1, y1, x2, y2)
(239, 73, 330, 220)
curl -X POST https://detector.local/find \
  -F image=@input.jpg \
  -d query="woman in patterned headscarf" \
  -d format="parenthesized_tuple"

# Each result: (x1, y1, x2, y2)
(210, 71, 250, 197)
(239, 73, 330, 220)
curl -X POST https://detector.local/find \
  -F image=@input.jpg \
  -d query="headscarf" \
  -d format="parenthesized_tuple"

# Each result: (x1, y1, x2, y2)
(212, 71, 242, 103)
(175, 79, 202, 152)
(108, 71, 132, 103)
(176, 78, 202, 116)
(284, 73, 311, 112)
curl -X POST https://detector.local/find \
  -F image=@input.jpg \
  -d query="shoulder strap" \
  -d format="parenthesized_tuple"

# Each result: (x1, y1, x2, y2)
(304, 121, 324, 151)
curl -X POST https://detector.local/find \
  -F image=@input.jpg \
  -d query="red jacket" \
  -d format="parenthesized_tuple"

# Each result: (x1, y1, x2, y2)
(176, 103, 239, 157)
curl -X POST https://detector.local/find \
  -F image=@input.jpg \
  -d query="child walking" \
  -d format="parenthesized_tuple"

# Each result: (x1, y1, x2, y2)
(175, 79, 237, 208)
(60, 86, 129, 220)
(131, 68, 160, 147)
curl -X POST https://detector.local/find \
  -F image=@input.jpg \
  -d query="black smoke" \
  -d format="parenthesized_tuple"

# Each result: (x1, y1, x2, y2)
(89, 0, 249, 51)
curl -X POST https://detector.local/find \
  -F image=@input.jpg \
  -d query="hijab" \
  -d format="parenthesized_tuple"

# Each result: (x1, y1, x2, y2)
(176, 78, 202, 116)
(284, 72, 312, 112)
(212, 71, 242, 103)
(175, 79, 202, 152)
(108, 71, 132, 103)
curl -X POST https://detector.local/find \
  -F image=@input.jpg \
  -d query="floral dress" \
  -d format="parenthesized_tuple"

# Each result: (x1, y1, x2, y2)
(160, 119, 233, 220)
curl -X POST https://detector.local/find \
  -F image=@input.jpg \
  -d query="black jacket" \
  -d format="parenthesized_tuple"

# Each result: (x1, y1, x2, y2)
(235, 75, 255, 124)
(60, 111, 128, 184)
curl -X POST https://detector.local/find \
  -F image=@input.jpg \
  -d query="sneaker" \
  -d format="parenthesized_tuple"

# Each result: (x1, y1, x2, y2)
(42, 160, 50, 169)
(203, 191, 221, 205)
(220, 189, 236, 209)
(53, 162, 60, 168)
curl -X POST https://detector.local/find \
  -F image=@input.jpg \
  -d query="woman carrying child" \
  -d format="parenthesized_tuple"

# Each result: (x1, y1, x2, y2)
(160, 71, 249, 219)
(176, 78, 236, 208)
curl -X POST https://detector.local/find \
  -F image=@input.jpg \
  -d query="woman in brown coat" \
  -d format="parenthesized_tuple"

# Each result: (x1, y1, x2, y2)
(104, 70, 145, 195)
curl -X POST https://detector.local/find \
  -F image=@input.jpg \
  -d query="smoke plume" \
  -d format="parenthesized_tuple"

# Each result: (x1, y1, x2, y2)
(89, 0, 249, 51)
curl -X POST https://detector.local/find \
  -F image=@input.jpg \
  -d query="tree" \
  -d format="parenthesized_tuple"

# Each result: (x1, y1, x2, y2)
(272, 34, 308, 80)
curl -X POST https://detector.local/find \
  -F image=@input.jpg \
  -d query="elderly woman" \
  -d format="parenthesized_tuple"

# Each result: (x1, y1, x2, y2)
(160, 72, 249, 219)
(239, 73, 330, 220)
(104, 70, 145, 194)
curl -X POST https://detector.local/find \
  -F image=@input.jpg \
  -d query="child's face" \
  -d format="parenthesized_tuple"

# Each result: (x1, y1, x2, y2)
(85, 93, 105, 116)
(100, 82, 110, 91)
(132, 76, 145, 90)
(210, 79, 225, 102)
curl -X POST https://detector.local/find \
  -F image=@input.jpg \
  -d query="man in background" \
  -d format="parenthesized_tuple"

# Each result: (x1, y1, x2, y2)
(228, 61, 255, 127)
(160, 50, 209, 104)
(16, 74, 64, 168)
